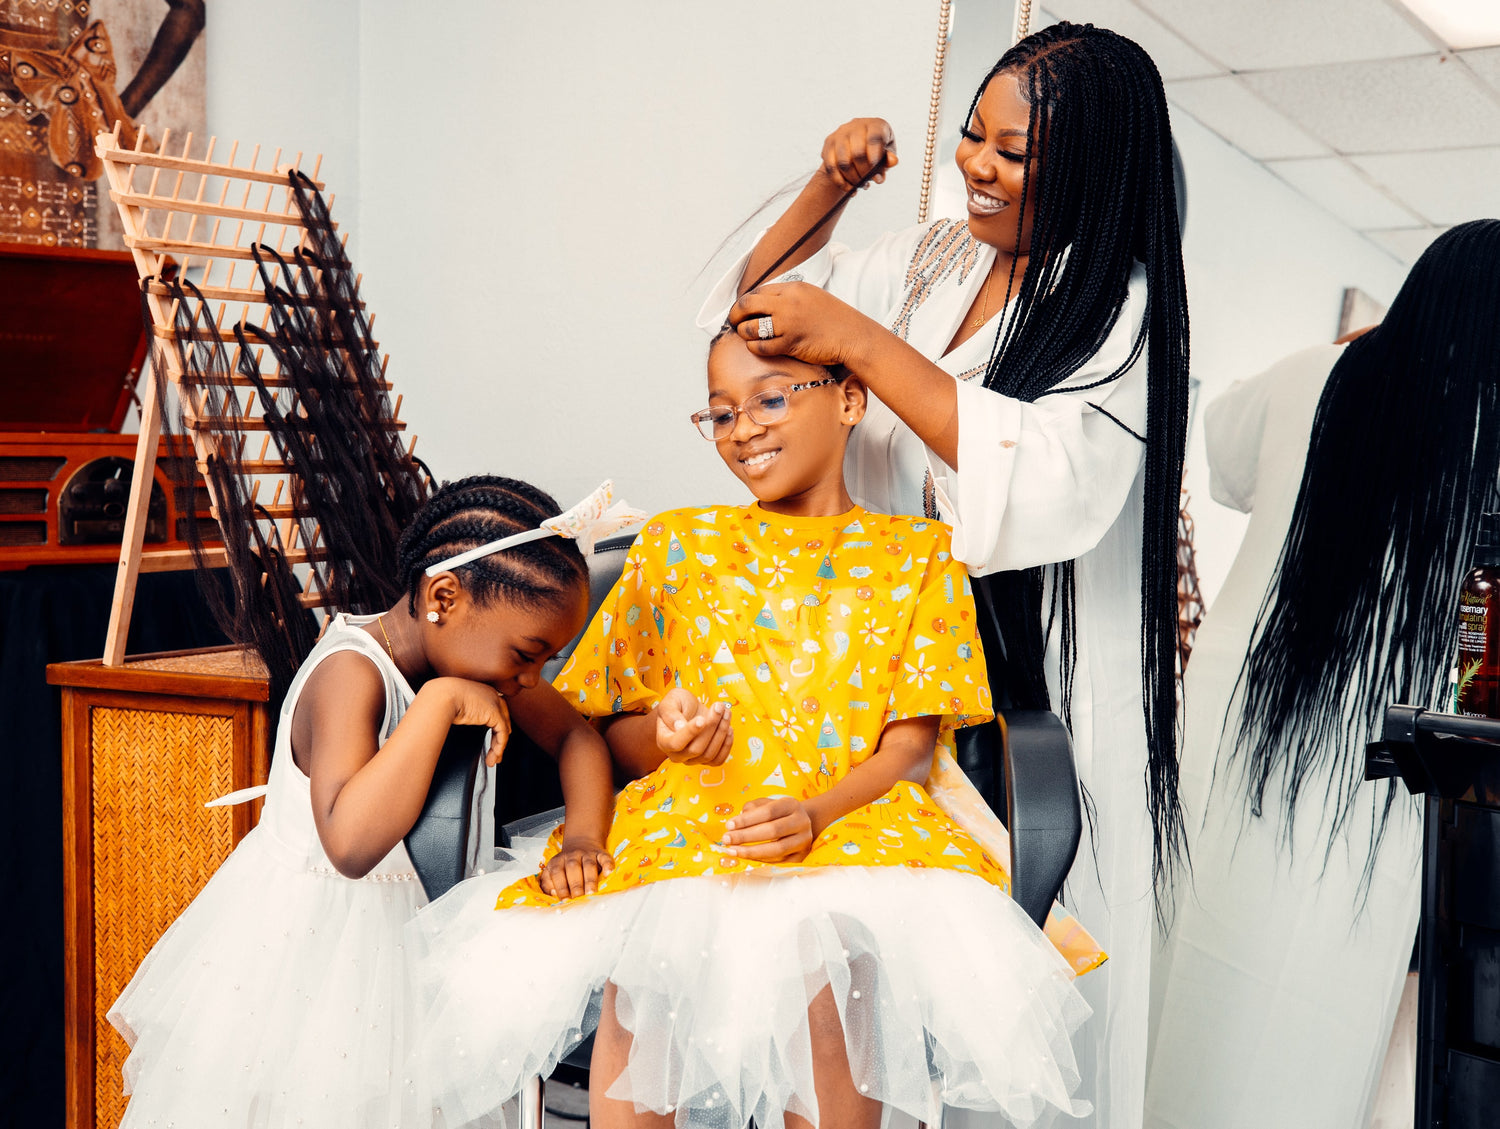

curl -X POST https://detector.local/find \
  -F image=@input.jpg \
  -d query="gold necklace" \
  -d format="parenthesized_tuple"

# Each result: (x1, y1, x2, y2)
(376, 615, 397, 664)
(970, 267, 995, 328)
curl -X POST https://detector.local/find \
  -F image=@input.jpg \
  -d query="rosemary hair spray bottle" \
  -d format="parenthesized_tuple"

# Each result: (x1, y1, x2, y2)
(1456, 513, 1500, 718)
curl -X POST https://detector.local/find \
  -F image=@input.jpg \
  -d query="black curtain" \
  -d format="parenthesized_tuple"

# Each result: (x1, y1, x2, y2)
(0, 565, 230, 1127)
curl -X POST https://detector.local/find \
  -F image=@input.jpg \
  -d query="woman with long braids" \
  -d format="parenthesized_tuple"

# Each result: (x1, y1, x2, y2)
(699, 23, 1188, 1128)
(1147, 221, 1500, 1128)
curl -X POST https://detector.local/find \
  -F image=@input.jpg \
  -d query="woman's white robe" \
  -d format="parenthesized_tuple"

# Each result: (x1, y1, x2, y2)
(1144, 343, 1423, 1129)
(701, 218, 1157, 1129)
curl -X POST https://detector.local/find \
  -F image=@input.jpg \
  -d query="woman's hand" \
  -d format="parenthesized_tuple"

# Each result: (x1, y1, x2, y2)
(729, 281, 885, 368)
(721, 796, 815, 862)
(736, 119, 896, 297)
(655, 688, 734, 765)
(539, 838, 615, 900)
(428, 677, 513, 765)
(820, 118, 898, 192)
(731, 282, 963, 467)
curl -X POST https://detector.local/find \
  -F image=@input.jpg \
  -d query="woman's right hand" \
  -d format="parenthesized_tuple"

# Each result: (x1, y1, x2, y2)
(428, 677, 513, 763)
(820, 118, 898, 192)
(655, 688, 733, 765)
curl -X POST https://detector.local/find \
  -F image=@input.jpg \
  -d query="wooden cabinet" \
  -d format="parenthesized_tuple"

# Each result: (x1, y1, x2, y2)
(47, 646, 270, 1129)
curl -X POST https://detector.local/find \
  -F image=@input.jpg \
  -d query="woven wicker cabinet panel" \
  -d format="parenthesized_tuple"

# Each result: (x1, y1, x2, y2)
(49, 646, 270, 1129)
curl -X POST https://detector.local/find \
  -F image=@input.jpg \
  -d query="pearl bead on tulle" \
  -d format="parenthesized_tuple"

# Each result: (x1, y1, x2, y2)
(307, 864, 418, 883)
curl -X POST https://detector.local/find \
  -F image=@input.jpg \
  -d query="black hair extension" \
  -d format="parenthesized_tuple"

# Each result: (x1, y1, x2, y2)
(960, 22, 1192, 909)
(1227, 219, 1500, 879)
(151, 170, 431, 701)
(148, 170, 432, 701)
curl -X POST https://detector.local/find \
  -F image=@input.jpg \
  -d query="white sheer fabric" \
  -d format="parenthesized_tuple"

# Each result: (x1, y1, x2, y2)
(700, 218, 1156, 1129)
(410, 866, 1091, 1129)
(107, 617, 434, 1128)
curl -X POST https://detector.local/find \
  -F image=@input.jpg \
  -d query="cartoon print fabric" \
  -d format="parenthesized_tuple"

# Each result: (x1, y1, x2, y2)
(501, 504, 1005, 902)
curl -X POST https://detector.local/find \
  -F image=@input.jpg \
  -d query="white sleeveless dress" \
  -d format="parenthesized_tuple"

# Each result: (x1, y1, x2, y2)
(109, 615, 432, 1128)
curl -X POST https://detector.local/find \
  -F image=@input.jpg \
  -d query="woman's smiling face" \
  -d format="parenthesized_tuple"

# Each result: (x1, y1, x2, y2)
(955, 70, 1040, 257)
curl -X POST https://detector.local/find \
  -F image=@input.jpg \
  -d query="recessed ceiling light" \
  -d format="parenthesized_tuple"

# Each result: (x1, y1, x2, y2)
(1397, 0, 1500, 49)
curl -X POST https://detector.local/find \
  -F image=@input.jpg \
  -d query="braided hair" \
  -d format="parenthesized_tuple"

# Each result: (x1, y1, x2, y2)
(1228, 219, 1500, 875)
(964, 22, 1191, 902)
(397, 475, 588, 616)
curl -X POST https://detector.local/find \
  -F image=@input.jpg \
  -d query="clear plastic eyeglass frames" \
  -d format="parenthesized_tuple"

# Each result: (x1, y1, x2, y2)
(689, 376, 839, 440)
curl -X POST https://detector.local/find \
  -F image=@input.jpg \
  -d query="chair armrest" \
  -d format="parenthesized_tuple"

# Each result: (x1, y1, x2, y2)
(1000, 709, 1083, 928)
(404, 724, 486, 901)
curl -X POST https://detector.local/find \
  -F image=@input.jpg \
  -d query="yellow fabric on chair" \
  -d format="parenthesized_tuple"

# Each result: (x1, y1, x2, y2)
(926, 745, 1107, 975)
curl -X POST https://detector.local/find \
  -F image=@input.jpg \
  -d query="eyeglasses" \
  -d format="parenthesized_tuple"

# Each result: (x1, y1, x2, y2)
(689, 376, 840, 440)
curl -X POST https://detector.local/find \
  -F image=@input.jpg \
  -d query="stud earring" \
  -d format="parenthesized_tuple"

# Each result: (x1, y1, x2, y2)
(426, 611, 439, 624)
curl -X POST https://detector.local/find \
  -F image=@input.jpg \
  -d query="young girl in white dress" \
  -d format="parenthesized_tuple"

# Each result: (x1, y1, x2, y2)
(108, 475, 619, 1129)
(408, 335, 1095, 1129)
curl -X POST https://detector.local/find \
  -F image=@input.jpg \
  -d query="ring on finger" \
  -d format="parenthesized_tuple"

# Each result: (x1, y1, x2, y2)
(757, 315, 775, 340)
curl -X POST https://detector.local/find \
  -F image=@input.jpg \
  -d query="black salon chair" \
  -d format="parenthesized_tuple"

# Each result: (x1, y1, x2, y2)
(405, 532, 1084, 1126)
(404, 535, 644, 899)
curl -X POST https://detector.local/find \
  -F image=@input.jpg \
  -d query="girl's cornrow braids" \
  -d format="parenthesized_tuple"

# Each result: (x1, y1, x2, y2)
(396, 476, 588, 614)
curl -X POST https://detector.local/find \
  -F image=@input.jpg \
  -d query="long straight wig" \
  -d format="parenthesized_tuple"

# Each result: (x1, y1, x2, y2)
(1229, 219, 1500, 866)
(964, 23, 1191, 897)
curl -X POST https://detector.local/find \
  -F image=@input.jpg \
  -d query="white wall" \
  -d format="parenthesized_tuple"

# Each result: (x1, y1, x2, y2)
(1168, 111, 1405, 600)
(203, 1, 1407, 605)
(206, 0, 363, 246)
(354, 0, 935, 517)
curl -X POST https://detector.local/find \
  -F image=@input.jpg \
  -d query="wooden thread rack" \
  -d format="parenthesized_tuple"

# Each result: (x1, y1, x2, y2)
(97, 124, 417, 664)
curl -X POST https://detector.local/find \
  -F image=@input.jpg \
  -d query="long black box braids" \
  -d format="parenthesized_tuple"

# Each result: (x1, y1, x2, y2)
(963, 23, 1192, 910)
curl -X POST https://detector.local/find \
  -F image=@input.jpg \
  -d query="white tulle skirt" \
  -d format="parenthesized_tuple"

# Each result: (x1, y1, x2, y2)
(108, 827, 429, 1129)
(409, 866, 1092, 1129)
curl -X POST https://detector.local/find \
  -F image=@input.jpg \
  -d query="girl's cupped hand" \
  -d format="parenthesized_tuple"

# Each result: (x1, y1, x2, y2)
(721, 796, 815, 863)
(655, 688, 733, 766)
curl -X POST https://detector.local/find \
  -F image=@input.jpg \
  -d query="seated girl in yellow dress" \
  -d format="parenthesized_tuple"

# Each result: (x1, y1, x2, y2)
(409, 331, 1099, 1129)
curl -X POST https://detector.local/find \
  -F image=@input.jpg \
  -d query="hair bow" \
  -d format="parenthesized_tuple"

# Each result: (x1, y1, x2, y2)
(425, 480, 645, 576)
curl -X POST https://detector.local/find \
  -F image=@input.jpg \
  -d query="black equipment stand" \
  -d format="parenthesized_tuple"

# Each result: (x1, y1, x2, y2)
(1368, 707, 1500, 1129)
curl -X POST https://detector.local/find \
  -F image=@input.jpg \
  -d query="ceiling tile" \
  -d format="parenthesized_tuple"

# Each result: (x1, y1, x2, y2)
(1242, 54, 1500, 153)
(1166, 76, 1329, 158)
(1265, 156, 1424, 227)
(1351, 147, 1500, 223)
(1460, 47, 1500, 94)
(1037, 0, 1226, 79)
(1363, 226, 1449, 264)
(1136, 0, 1438, 70)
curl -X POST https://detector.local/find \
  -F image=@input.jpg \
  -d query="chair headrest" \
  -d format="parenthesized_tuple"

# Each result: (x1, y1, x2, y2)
(541, 531, 638, 682)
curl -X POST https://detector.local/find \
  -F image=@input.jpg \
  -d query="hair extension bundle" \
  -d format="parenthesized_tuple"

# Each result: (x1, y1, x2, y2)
(1228, 220, 1500, 876)
(152, 170, 432, 701)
